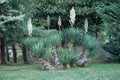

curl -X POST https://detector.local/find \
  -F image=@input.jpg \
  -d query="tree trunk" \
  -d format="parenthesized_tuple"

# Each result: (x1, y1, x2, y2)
(6, 47, 10, 61)
(22, 46, 29, 64)
(12, 45, 17, 63)
(0, 37, 6, 64)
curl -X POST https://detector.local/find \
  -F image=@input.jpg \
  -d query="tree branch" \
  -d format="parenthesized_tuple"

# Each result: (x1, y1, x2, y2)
(0, 0, 7, 4)
(0, 14, 25, 25)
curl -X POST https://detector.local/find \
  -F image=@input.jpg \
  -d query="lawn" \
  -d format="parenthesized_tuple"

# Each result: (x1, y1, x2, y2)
(0, 63, 120, 80)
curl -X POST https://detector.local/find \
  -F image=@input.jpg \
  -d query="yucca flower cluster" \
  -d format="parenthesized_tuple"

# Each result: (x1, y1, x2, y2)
(84, 18, 88, 33)
(27, 18, 33, 36)
(69, 7, 76, 27)
(47, 15, 50, 30)
(58, 16, 62, 30)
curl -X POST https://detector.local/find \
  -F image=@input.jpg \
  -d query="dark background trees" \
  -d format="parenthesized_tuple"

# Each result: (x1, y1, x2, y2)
(0, 0, 27, 64)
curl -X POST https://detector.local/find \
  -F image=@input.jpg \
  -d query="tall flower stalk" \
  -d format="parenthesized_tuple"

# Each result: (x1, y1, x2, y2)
(84, 18, 88, 33)
(69, 7, 76, 27)
(47, 15, 50, 30)
(27, 18, 33, 36)
(58, 16, 62, 31)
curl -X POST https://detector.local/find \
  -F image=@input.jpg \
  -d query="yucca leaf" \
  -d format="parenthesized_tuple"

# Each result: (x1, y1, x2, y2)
(32, 40, 45, 57)
(57, 48, 77, 64)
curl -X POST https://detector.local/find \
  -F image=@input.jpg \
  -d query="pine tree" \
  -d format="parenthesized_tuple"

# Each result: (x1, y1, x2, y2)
(0, 0, 25, 64)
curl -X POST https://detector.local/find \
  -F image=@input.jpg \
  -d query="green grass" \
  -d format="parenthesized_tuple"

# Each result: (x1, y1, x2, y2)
(0, 63, 120, 80)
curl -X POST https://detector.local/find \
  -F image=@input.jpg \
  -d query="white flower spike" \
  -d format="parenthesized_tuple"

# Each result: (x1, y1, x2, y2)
(58, 16, 62, 30)
(27, 18, 33, 36)
(47, 15, 50, 30)
(84, 18, 88, 33)
(69, 7, 76, 27)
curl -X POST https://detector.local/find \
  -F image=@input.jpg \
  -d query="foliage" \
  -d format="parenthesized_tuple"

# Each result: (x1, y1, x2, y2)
(0, 0, 26, 46)
(31, 27, 45, 37)
(23, 37, 39, 50)
(1, 0, 120, 63)
(63, 27, 83, 44)
(45, 32, 63, 47)
(32, 40, 45, 58)
(96, 2, 120, 62)
(82, 34, 99, 50)
(44, 47, 52, 60)
(23, 29, 62, 60)
(18, 0, 108, 30)
(33, 29, 58, 38)
(57, 48, 77, 66)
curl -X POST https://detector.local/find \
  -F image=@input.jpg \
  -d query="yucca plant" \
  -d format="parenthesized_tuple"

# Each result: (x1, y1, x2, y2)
(63, 27, 80, 43)
(32, 27, 45, 37)
(57, 48, 77, 68)
(63, 27, 84, 49)
(40, 29, 58, 38)
(47, 15, 50, 30)
(82, 35, 99, 49)
(23, 37, 39, 50)
(44, 47, 52, 60)
(32, 40, 45, 58)
(82, 34, 100, 56)
(69, 7, 76, 27)
(45, 32, 63, 48)
(58, 16, 62, 31)
(27, 18, 33, 36)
